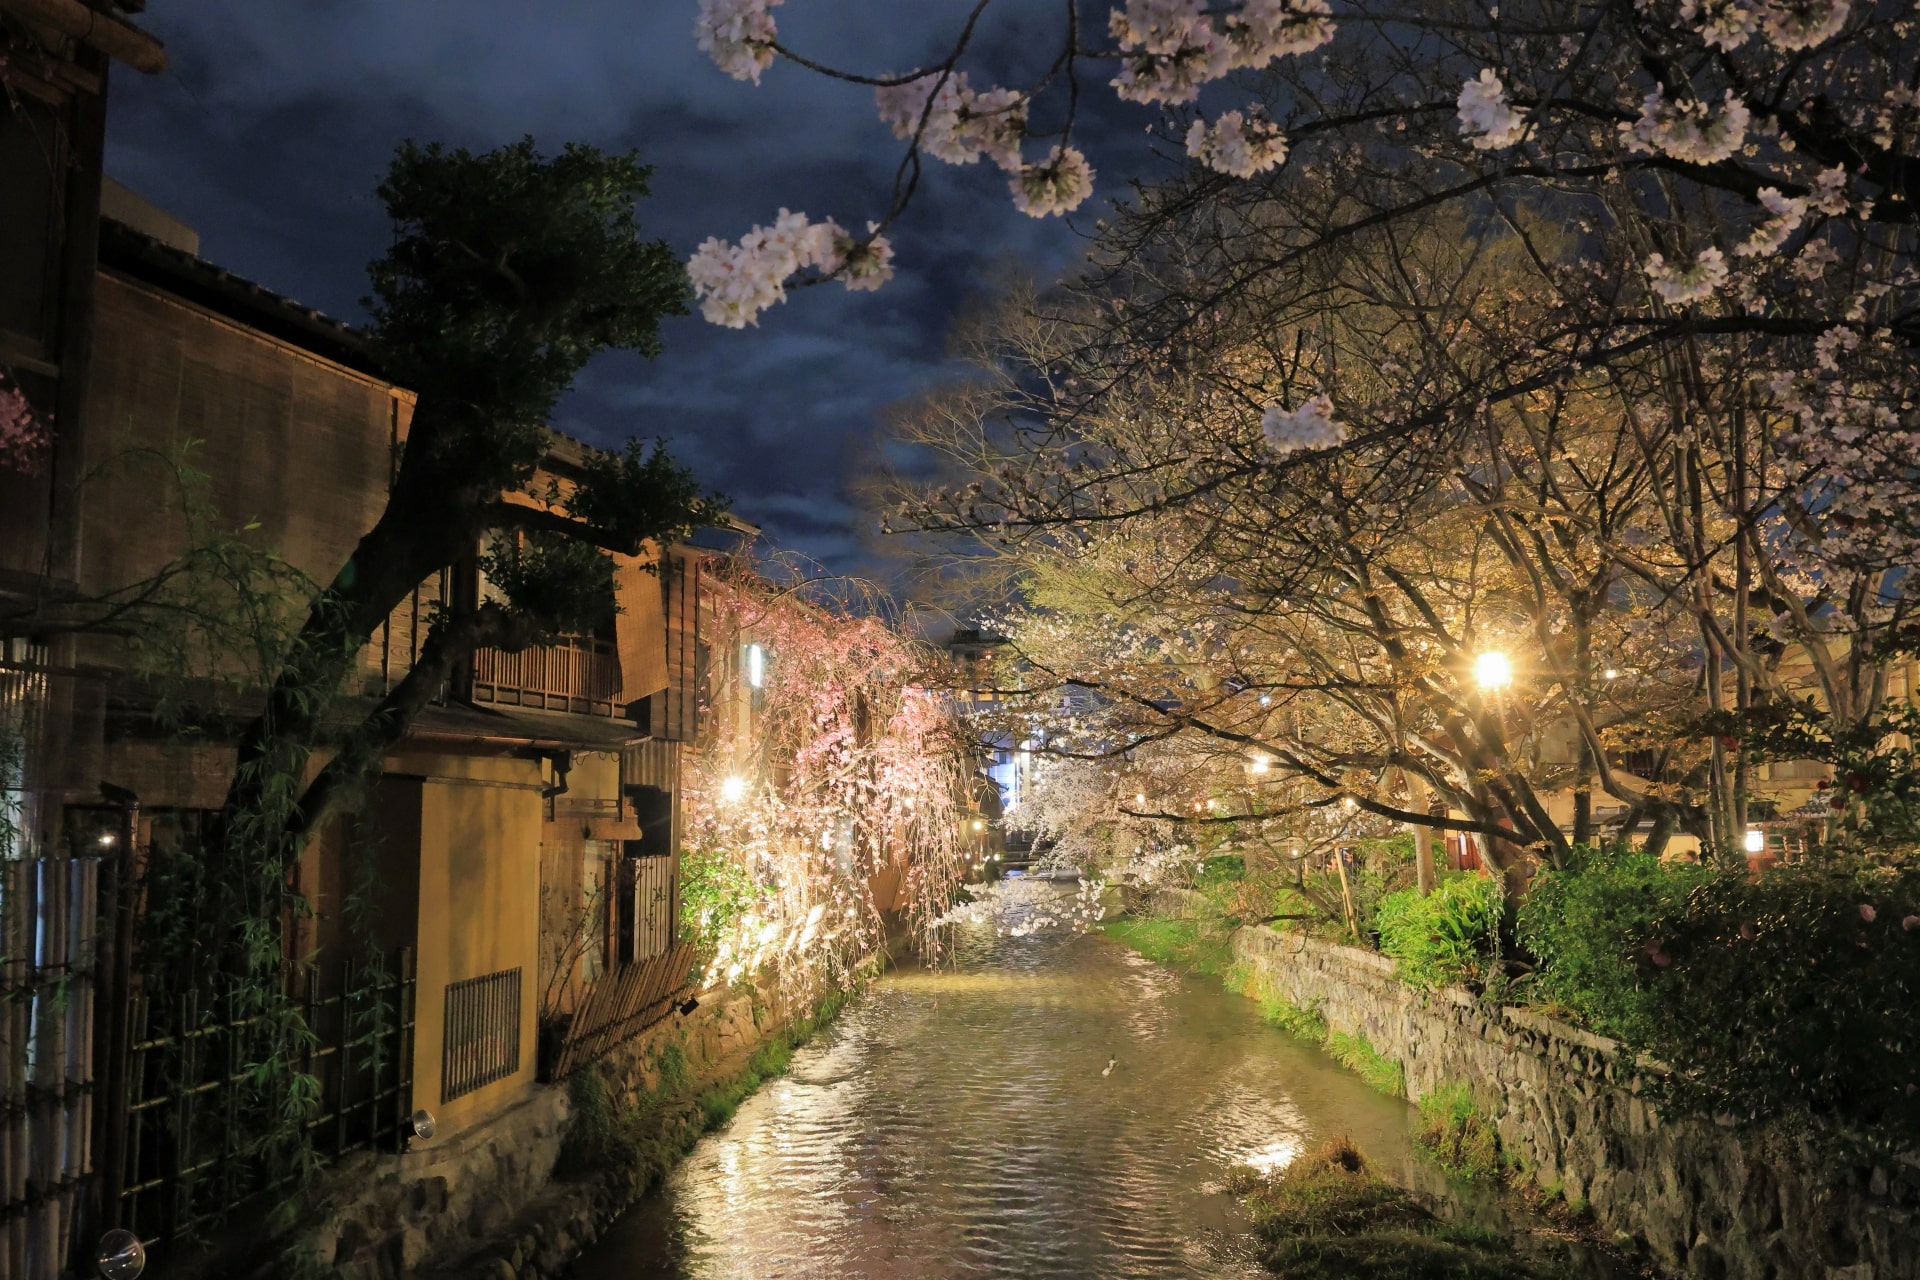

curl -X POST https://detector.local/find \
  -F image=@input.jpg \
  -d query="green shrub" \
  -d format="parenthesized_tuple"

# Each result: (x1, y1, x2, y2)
(1373, 874, 1502, 989)
(1633, 859, 1920, 1147)
(1325, 1031, 1405, 1098)
(1414, 1083, 1503, 1181)
(1515, 844, 1708, 1040)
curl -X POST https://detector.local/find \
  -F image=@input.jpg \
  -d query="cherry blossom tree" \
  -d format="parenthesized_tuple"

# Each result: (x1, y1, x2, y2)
(681, 556, 976, 997)
(693, 0, 1920, 865)
(0, 379, 49, 474)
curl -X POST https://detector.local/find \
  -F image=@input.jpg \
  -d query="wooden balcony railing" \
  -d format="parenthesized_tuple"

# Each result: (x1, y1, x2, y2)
(471, 636, 620, 718)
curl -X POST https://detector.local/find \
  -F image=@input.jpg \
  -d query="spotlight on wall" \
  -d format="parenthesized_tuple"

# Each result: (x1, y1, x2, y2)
(95, 1229, 145, 1280)
(677, 996, 701, 1016)
(406, 1108, 437, 1142)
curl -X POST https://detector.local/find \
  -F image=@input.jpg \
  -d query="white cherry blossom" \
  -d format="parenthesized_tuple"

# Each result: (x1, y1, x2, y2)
(1682, 0, 1761, 49)
(1644, 246, 1729, 305)
(1456, 70, 1527, 150)
(1110, 0, 1232, 104)
(1261, 394, 1345, 455)
(1224, 0, 1335, 65)
(695, 0, 781, 84)
(1735, 187, 1806, 257)
(876, 73, 1027, 171)
(1186, 109, 1289, 178)
(686, 208, 893, 327)
(1011, 145, 1095, 217)
(1621, 89, 1750, 164)
(1760, 0, 1849, 51)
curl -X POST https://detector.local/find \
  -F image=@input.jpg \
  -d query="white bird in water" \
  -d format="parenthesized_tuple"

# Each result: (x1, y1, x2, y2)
(1102, 1057, 1117, 1077)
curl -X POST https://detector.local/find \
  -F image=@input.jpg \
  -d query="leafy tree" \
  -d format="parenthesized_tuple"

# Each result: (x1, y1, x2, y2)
(205, 140, 722, 938)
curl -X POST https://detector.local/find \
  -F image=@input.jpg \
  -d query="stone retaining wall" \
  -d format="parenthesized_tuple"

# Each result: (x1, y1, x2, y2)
(300, 980, 808, 1279)
(1231, 926, 1919, 1280)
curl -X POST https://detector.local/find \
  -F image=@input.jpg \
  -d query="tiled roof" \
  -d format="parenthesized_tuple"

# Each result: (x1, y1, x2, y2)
(97, 217, 385, 379)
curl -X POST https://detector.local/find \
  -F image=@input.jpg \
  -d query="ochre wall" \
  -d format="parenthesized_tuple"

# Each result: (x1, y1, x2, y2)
(393, 750, 545, 1138)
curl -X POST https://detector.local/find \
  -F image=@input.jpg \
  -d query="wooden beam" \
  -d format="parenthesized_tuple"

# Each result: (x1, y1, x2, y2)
(0, 0, 167, 73)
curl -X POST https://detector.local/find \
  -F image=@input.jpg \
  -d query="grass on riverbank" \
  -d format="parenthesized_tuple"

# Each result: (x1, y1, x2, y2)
(1230, 1139, 1548, 1280)
(695, 989, 847, 1130)
(1099, 917, 1234, 974)
(1414, 1083, 1504, 1182)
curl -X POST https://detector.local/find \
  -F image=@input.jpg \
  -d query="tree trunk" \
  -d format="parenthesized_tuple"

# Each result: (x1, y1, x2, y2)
(1406, 770, 1437, 895)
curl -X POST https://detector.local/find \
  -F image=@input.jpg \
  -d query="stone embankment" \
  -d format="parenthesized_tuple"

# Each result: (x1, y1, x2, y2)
(297, 979, 836, 1279)
(1232, 925, 1919, 1280)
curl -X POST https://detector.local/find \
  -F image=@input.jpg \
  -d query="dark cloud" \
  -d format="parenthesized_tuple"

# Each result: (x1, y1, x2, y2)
(106, 0, 1157, 572)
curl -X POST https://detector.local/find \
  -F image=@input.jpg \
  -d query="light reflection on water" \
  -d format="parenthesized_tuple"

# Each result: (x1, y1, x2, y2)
(576, 913, 1428, 1280)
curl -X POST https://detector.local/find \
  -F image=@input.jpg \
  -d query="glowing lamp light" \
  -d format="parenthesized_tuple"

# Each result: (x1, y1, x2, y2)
(1603, 669, 1620, 681)
(1258, 694, 1272, 706)
(971, 819, 985, 832)
(1134, 792, 1147, 806)
(746, 643, 766, 689)
(1473, 651, 1513, 691)
(1744, 827, 1766, 854)
(720, 775, 748, 804)
(95, 1230, 145, 1280)
(1343, 797, 1358, 811)
(1250, 754, 1270, 774)
(96, 832, 116, 847)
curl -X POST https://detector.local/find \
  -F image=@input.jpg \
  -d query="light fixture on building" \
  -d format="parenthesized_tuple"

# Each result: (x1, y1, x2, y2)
(406, 1108, 437, 1142)
(1473, 651, 1513, 691)
(747, 643, 766, 689)
(1744, 827, 1766, 854)
(720, 776, 748, 804)
(95, 1230, 145, 1280)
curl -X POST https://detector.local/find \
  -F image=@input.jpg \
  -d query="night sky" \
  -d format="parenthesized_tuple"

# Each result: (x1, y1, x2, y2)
(104, 1, 1155, 577)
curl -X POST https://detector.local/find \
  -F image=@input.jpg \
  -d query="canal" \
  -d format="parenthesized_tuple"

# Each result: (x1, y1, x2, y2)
(575, 900, 1627, 1279)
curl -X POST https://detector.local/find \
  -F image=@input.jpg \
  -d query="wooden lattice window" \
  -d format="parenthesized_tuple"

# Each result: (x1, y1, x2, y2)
(442, 967, 521, 1102)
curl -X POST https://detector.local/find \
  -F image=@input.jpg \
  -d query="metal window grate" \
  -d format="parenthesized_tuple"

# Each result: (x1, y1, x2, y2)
(442, 967, 521, 1102)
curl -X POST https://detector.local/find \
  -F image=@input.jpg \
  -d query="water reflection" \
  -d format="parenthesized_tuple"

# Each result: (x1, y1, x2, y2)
(574, 910, 1622, 1279)
(578, 914, 1407, 1279)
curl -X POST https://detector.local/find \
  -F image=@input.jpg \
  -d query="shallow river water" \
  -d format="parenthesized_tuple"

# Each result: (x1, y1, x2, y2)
(574, 910, 1626, 1280)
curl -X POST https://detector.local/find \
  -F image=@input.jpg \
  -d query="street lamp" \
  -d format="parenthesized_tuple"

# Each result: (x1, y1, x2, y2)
(1473, 651, 1512, 691)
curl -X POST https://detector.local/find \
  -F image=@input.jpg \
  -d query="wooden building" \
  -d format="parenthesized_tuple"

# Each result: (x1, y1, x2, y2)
(0, 15, 727, 1265)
